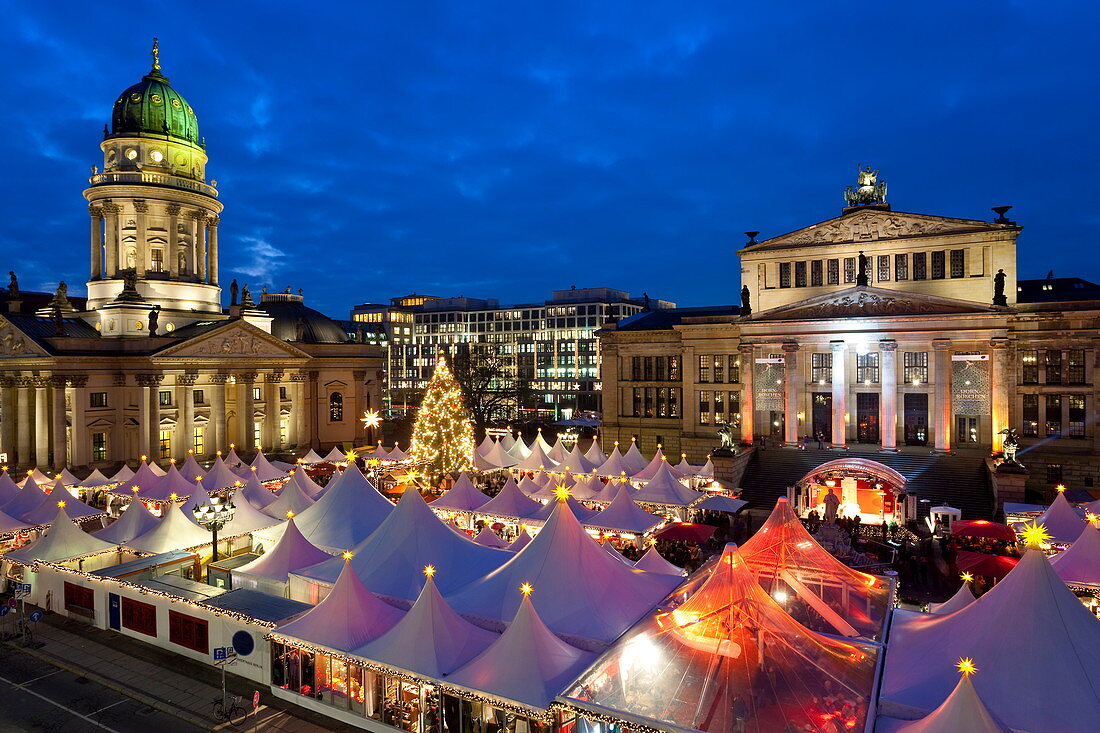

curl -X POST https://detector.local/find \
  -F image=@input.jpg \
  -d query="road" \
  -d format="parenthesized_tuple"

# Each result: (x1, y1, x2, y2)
(0, 644, 205, 733)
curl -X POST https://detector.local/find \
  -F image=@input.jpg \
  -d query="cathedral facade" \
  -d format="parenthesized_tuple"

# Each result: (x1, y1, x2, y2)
(0, 43, 382, 470)
(600, 169, 1100, 498)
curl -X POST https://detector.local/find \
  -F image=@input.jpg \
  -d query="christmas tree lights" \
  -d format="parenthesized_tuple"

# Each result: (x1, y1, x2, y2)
(410, 354, 475, 475)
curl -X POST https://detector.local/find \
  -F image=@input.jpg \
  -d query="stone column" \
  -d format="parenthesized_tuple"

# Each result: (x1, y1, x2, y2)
(134, 201, 148, 274)
(69, 376, 87, 466)
(89, 205, 103, 280)
(263, 372, 282, 450)
(16, 378, 31, 467)
(306, 371, 319, 448)
(207, 216, 220, 286)
(34, 377, 50, 467)
(195, 213, 208, 283)
(211, 374, 228, 452)
(933, 339, 952, 452)
(167, 204, 181, 278)
(880, 340, 898, 450)
(111, 374, 126, 462)
(51, 377, 67, 470)
(0, 378, 13, 464)
(830, 342, 847, 447)
(990, 338, 1010, 454)
(238, 372, 257, 450)
(782, 343, 800, 445)
(138, 379, 152, 459)
(103, 203, 120, 278)
(738, 344, 755, 444)
(353, 370, 367, 445)
(178, 372, 198, 454)
(290, 372, 307, 448)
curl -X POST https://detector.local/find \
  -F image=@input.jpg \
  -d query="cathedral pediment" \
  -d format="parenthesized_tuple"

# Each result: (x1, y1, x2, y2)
(753, 286, 1002, 321)
(745, 209, 1011, 251)
(0, 318, 50, 358)
(154, 320, 308, 361)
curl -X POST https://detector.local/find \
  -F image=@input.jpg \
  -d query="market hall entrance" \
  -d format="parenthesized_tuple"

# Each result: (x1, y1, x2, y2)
(811, 393, 832, 443)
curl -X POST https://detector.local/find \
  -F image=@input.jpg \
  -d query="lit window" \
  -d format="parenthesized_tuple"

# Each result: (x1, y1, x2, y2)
(192, 426, 204, 455)
(158, 429, 171, 459)
(92, 432, 108, 461)
(329, 392, 344, 422)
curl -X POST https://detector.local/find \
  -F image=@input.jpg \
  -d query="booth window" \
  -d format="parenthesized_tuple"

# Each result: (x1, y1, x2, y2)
(63, 582, 94, 618)
(168, 610, 209, 653)
(121, 597, 157, 637)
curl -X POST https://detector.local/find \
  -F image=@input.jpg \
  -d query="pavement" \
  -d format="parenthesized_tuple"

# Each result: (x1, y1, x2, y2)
(0, 605, 357, 732)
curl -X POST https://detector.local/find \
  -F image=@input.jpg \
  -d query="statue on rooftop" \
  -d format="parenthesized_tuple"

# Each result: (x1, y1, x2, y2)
(229, 279, 239, 306)
(844, 165, 888, 207)
(740, 285, 751, 316)
(993, 269, 1007, 306)
(857, 250, 870, 286)
(7, 271, 18, 298)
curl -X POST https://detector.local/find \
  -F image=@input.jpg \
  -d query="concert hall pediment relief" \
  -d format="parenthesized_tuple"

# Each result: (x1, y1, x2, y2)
(747, 210, 1010, 250)
(155, 321, 308, 361)
(754, 286, 1001, 320)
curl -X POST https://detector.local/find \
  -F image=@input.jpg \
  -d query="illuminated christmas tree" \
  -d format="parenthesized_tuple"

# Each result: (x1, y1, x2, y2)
(411, 353, 475, 474)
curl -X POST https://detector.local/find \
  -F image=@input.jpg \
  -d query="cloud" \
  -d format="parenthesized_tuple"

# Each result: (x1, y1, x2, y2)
(229, 234, 287, 286)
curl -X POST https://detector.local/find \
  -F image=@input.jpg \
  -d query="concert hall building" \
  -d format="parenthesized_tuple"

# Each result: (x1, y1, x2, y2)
(599, 170, 1100, 507)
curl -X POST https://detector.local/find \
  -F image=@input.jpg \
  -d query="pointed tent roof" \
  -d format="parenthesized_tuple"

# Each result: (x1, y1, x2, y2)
(78, 468, 114, 489)
(235, 517, 333, 582)
(583, 439, 606, 466)
(22, 467, 54, 486)
(1015, 490, 1087, 544)
(430, 472, 489, 512)
(477, 478, 543, 521)
(500, 433, 517, 453)
(262, 474, 316, 520)
(93, 499, 159, 544)
(0, 471, 21, 506)
(125, 501, 213, 553)
(449, 592, 595, 712)
(448, 498, 681, 643)
(738, 498, 891, 638)
(482, 440, 518, 469)
(512, 441, 558, 472)
(202, 456, 245, 492)
(5, 505, 118, 564)
(516, 475, 543, 497)
(219, 489, 281, 536)
(111, 461, 166, 497)
(881, 549, 1100, 733)
(301, 449, 326, 464)
(892, 672, 1007, 733)
(621, 439, 649, 475)
(22, 479, 102, 525)
(57, 468, 82, 486)
(929, 581, 976, 615)
(567, 473, 600, 500)
(223, 446, 246, 471)
(632, 462, 702, 508)
(697, 456, 715, 479)
(294, 489, 508, 601)
(143, 463, 201, 501)
(602, 539, 634, 566)
(476, 435, 496, 457)
(323, 446, 347, 463)
(180, 452, 206, 481)
(1050, 523, 1100, 586)
(145, 459, 167, 477)
(532, 429, 553, 454)
(634, 546, 684, 575)
(110, 464, 135, 483)
(288, 463, 393, 551)
(547, 437, 568, 463)
(556, 446, 600, 474)
(473, 526, 511, 549)
(506, 435, 532, 460)
(632, 446, 683, 481)
(250, 450, 288, 482)
(562, 544, 880, 733)
(508, 529, 532, 553)
(287, 467, 326, 498)
(2, 475, 49, 521)
(369, 443, 391, 461)
(584, 484, 665, 535)
(674, 454, 702, 476)
(596, 444, 632, 478)
(528, 494, 595, 525)
(357, 572, 498, 679)
(238, 471, 276, 509)
(386, 443, 409, 462)
(0, 506, 31, 534)
(276, 559, 403, 653)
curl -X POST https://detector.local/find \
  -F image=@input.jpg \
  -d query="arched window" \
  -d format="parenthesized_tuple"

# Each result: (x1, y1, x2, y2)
(329, 392, 343, 422)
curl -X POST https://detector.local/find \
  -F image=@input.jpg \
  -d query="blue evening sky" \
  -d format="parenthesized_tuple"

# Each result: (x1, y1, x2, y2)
(1, 2, 1096, 316)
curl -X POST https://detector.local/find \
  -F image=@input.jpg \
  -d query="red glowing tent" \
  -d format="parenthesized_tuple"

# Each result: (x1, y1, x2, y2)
(654, 522, 716, 543)
(956, 550, 1018, 579)
(952, 520, 1016, 543)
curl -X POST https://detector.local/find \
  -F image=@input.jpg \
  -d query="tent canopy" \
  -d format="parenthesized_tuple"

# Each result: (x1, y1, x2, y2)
(286, 463, 393, 551)
(1014, 491, 1087, 544)
(94, 500, 160, 545)
(235, 517, 333, 583)
(632, 462, 702, 508)
(5, 505, 118, 565)
(125, 502, 212, 554)
(429, 472, 489, 512)
(584, 484, 664, 535)
(477, 477, 542, 521)
(1050, 524, 1100, 586)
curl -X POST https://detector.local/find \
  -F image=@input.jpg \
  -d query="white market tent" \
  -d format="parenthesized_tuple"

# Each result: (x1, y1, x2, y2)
(180, 452, 206, 481)
(695, 495, 748, 513)
(567, 473, 601, 500)
(145, 459, 167, 477)
(387, 443, 411, 462)
(633, 546, 684, 575)
(447, 592, 595, 713)
(602, 539, 633, 566)
(696, 457, 715, 479)
(110, 464, 136, 484)
(512, 442, 557, 472)
(111, 461, 166, 497)
(4, 505, 118, 565)
(125, 501, 213, 554)
(475, 435, 496, 457)
(291, 488, 509, 603)
(262, 476, 316, 520)
(929, 581, 976, 615)
(223, 446, 246, 471)
(881, 672, 1007, 733)
(632, 461, 703, 508)
(235, 517, 333, 591)
(478, 478, 543, 521)
(78, 469, 114, 489)
(447, 498, 682, 643)
(1014, 490, 1087, 544)
(621, 439, 650, 475)
(218, 490, 281, 536)
(237, 472, 277, 510)
(57, 468, 82, 487)
(499, 433, 517, 454)
(547, 437, 568, 463)
(527, 495, 595, 525)
(596, 444, 632, 478)
(147, 463, 202, 502)
(473, 527, 511, 549)
(286, 468, 326, 499)
(324, 446, 348, 463)
(556, 446, 600, 474)
(356, 572, 498, 680)
(584, 484, 665, 535)
(429, 473, 489, 513)
(20, 468, 54, 487)
(0, 471, 22, 505)
(0, 506, 31, 534)
(531, 430, 553, 455)
(287, 464, 393, 551)
(275, 559, 403, 653)
(506, 436, 532, 461)
(250, 450, 289, 482)
(202, 457, 246, 492)
(481, 440, 519, 470)
(516, 475, 543, 497)
(2, 476, 50, 521)
(93, 500, 160, 545)
(22, 479, 102, 525)
(508, 530, 532, 553)
(300, 449, 326, 465)
(632, 448, 686, 481)
(583, 439, 606, 467)
(881, 548, 1100, 733)
(1050, 524, 1100, 586)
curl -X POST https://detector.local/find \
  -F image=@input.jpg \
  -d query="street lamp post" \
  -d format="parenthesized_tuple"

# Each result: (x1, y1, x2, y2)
(192, 496, 235, 562)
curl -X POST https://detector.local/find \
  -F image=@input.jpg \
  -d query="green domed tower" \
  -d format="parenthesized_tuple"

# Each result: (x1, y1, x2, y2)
(84, 39, 225, 332)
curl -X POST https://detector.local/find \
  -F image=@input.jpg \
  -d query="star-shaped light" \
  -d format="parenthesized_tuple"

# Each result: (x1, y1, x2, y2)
(367, 458, 380, 468)
(1019, 521, 1052, 548)
(553, 485, 572, 502)
(342, 551, 354, 561)
(140, 454, 148, 461)
(344, 450, 357, 462)
(169, 492, 178, 501)
(250, 466, 257, 472)
(361, 410, 382, 430)
(960, 572, 974, 583)
(423, 564, 436, 578)
(1056, 484, 1067, 493)
(519, 582, 533, 597)
(56, 500, 66, 508)
(131, 486, 140, 494)
(169, 458, 176, 464)
(285, 510, 295, 519)
(955, 657, 978, 677)
(195, 476, 204, 482)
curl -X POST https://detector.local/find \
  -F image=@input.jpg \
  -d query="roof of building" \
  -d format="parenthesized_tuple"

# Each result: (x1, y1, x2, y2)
(202, 588, 313, 624)
(609, 305, 740, 332)
(255, 295, 349, 344)
(109, 48, 201, 146)
(1016, 276, 1100, 303)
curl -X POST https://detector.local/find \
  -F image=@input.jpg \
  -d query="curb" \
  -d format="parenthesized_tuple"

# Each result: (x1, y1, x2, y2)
(1, 636, 213, 730)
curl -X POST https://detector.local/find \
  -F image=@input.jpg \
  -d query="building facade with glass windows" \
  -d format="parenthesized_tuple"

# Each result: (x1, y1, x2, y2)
(352, 288, 673, 419)
(599, 177, 1100, 496)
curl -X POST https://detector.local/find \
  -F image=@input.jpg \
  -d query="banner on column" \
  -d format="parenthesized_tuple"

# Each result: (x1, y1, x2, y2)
(754, 360, 785, 412)
(952, 359, 990, 414)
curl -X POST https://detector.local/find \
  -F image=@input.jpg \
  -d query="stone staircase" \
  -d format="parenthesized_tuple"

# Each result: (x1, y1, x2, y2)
(739, 447, 995, 520)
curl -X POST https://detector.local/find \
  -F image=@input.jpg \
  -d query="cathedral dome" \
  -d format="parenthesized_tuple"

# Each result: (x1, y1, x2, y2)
(109, 44, 200, 146)
(256, 293, 350, 344)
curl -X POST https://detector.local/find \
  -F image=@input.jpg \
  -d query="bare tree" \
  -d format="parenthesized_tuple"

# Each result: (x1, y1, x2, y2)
(449, 349, 535, 436)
